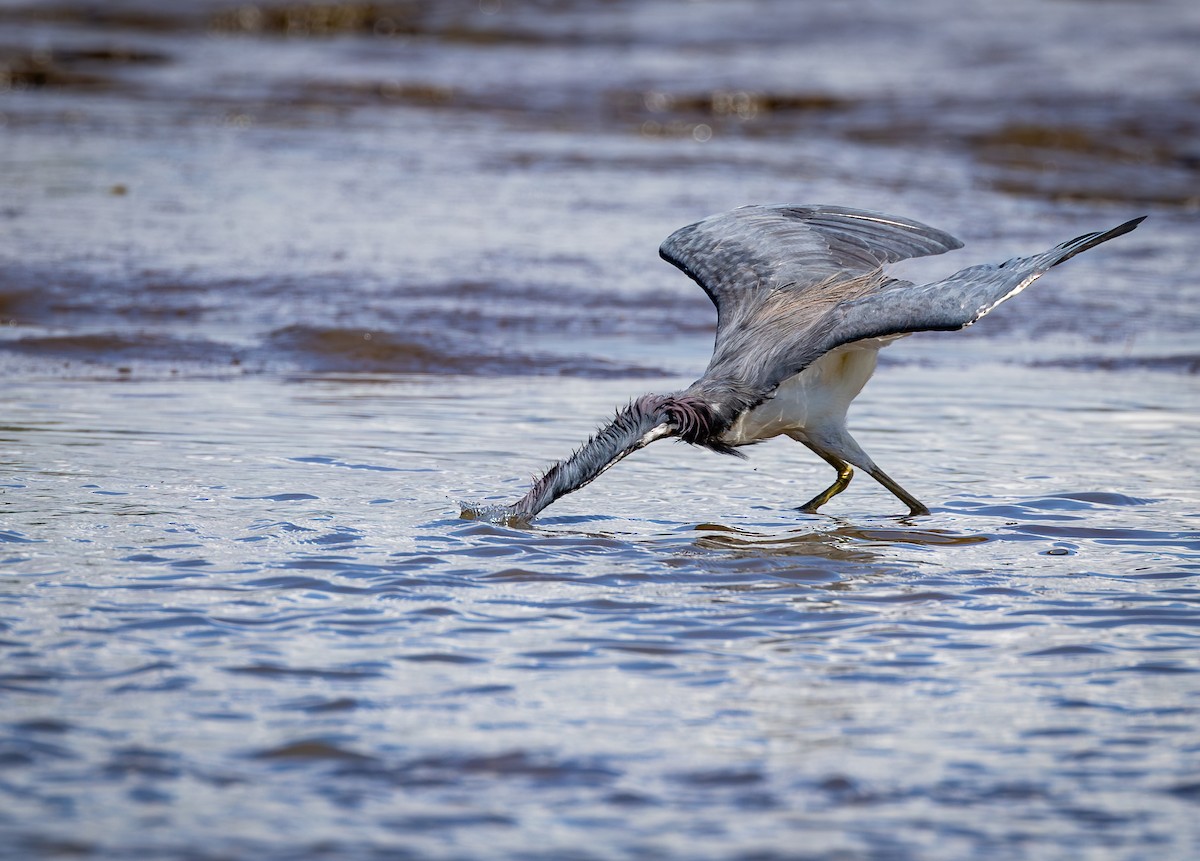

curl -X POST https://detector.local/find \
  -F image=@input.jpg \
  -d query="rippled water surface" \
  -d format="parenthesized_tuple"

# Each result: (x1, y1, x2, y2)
(2, 1, 1199, 859)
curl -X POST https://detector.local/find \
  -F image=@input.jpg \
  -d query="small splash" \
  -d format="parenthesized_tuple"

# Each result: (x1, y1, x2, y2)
(459, 501, 529, 528)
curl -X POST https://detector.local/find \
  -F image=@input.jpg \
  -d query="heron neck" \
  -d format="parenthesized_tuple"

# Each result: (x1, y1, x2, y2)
(679, 378, 761, 433)
(502, 395, 676, 522)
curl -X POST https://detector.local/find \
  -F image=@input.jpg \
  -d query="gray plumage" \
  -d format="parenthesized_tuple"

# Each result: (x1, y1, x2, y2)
(471, 205, 1144, 523)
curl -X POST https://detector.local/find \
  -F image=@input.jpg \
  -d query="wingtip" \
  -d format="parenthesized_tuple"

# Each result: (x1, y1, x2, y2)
(1054, 214, 1146, 265)
(1115, 214, 1148, 234)
(1098, 214, 1148, 245)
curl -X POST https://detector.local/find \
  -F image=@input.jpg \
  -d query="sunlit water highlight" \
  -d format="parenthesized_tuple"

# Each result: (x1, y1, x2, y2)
(2, 0, 1199, 858)
(4, 367, 1199, 859)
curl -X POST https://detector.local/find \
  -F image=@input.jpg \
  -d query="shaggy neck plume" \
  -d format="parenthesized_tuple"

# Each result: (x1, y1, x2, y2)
(499, 393, 723, 522)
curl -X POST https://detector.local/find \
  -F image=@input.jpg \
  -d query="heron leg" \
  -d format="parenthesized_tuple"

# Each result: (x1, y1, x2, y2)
(794, 430, 929, 516)
(797, 447, 854, 513)
(865, 465, 929, 517)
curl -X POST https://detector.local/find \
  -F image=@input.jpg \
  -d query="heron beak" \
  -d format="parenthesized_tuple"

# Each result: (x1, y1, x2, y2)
(638, 422, 675, 448)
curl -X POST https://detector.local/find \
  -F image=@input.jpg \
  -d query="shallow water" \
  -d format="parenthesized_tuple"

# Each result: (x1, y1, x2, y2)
(4, 368, 1200, 860)
(2, 1, 1200, 859)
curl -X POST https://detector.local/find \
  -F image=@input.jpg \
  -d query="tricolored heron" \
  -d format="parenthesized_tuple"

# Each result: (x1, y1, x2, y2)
(474, 205, 1143, 522)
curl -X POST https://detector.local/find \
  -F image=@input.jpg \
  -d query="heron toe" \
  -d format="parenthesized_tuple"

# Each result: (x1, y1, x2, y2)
(798, 463, 854, 513)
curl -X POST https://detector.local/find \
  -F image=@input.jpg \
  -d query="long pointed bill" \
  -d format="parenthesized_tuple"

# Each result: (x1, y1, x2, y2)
(470, 396, 676, 524)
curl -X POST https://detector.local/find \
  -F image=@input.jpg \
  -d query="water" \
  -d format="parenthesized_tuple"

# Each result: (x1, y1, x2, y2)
(2, 1, 1199, 858)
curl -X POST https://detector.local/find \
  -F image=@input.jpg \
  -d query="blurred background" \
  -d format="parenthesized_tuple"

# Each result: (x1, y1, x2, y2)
(2, 3, 1199, 861)
(1, 0, 1196, 378)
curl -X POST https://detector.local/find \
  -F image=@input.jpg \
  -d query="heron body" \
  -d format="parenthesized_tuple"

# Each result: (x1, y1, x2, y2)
(719, 341, 883, 447)
(476, 205, 1144, 523)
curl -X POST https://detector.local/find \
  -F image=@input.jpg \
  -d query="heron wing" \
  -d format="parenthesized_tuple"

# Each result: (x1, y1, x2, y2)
(688, 214, 1144, 405)
(659, 204, 963, 325)
(660, 204, 963, 397)
(822, 216, 1146, 350)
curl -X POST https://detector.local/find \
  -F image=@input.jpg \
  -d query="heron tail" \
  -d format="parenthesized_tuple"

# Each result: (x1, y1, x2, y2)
(473, 395, 677, 524)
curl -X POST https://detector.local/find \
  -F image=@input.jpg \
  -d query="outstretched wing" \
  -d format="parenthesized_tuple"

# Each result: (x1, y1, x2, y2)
(659, 204, 963, 325)
(663, 208, 1144, 405)
(824, 216, 1146, 349)
(659, 204, 963, 394)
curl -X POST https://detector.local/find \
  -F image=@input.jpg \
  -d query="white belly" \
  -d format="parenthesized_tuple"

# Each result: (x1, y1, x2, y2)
(718, 342, 884, 446)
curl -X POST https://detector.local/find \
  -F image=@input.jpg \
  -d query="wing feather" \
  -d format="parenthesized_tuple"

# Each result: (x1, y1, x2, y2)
(659, 204, 963, 318)
(663, 208, 1143, 409)
(825, 216, 1146, 348)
